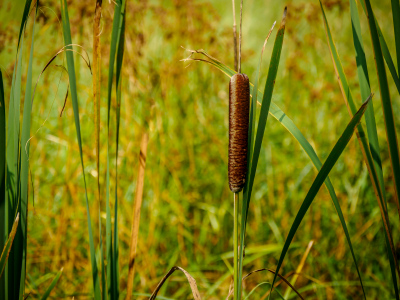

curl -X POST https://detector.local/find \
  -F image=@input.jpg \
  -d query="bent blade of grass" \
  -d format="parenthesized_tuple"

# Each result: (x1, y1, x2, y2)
(0, 213, 19, 279)
(40, 267, 63, 300)
(363, 0, 400, 232)
(270, 96, 372, 296)
(349, 0, 399, 297)
(149, 266, 201, 300)
(185, 47, 364, 300)
(19, 4, 38, 296)
(59, 0, 101, 298)
(226, 268, 302, 300)
(240, 8, 286, 298)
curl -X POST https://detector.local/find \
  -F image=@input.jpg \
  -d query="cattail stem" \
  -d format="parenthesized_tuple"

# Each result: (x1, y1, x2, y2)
(233, 192, 239, 300)
(232, 0, 238, 72)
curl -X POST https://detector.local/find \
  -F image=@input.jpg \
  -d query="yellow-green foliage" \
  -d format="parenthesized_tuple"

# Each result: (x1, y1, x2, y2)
(0, 0, 398, 299)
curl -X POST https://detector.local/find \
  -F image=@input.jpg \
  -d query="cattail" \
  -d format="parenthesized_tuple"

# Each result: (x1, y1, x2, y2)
(229, 73, 250, 193)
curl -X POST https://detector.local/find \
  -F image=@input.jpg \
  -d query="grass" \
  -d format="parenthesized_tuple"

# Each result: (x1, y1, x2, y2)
(0, 0, 400, 299)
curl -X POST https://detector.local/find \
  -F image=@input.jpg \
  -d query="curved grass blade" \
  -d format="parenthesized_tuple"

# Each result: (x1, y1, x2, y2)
(348, 0, 399, 297)
(362, 0, 400, 233)
(0, 213, 19, 279)
(40, 268, 63, 300)
(59, 0, 101, 298)
(245, 282, 284, 300)
(270, 96, 372, 295)
(226, 268, 302, 300)
(149, 266, 201, 300)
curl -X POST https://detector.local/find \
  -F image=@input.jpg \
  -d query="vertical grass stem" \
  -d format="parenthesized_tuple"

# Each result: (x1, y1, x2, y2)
(234, 192, 239, 300)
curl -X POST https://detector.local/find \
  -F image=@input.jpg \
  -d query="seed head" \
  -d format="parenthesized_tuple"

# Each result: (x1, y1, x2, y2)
(229, 73, 250, 193)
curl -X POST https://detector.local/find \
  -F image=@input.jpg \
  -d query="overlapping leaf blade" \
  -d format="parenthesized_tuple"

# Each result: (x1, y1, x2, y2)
(348, 0, 399, 296)
(362, 0, 400, 261)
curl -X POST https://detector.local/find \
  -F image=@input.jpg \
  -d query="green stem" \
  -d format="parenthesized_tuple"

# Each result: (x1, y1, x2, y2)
(234, 192, 240, 300)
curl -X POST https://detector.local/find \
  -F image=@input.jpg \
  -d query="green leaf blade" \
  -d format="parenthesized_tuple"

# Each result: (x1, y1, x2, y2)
(271, 96, 372, 293)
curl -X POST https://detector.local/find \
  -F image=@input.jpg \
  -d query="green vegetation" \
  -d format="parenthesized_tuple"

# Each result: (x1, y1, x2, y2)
(0, 0, 400, 299)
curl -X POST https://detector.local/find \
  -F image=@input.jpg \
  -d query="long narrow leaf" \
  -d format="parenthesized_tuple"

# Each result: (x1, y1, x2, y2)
(40, 268, 63, 300)
(59, 0, 101, 298)
(320, 1, 400, 296)
(348, 0, 399, 297)
(6, 22, 24, 300)
(363, 0, 400, 238)
(239, 8, 287, 296)
(106, 1, 124, 296)
(270, 96, 372, 293)
(113, 1, 126, 297)
(19, 4, 38, 297)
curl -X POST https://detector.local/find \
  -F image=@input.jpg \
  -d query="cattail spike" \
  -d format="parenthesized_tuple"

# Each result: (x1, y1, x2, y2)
(229, 73, 250, 192)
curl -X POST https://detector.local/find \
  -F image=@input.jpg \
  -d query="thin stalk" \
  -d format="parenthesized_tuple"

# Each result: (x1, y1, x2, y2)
(234, 192, 239, 300)
(232, 0, 238, 72)
(238, 0, 243, 73)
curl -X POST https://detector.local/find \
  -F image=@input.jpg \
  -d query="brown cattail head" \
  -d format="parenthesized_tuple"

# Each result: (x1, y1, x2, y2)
(229, 73, 250, 193)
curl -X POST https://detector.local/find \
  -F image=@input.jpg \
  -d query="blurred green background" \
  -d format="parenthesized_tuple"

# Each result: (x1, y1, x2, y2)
(1, 0, 399, 298)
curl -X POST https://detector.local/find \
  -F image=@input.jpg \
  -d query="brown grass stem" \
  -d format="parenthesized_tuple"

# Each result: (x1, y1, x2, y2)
(126, 132, 149, 300)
